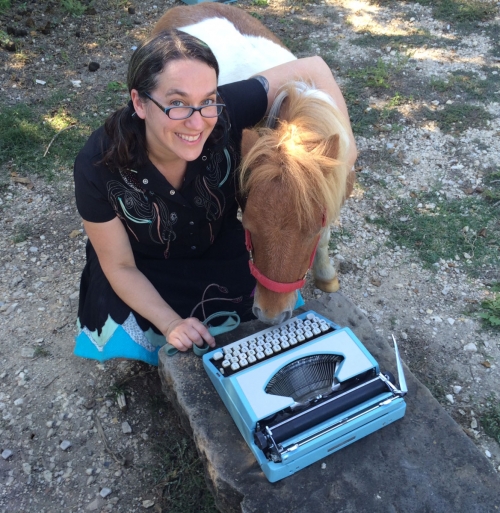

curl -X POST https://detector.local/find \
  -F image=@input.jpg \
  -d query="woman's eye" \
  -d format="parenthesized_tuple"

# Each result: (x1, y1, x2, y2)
(170, 100, 185, 107)
(202, 98, 216, 106)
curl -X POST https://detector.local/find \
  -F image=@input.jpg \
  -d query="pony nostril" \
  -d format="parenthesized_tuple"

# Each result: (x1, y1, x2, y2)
(252, 305, 262, 320)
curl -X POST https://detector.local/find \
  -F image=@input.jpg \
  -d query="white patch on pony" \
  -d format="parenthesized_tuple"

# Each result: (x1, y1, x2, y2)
(178, 18, 297, 85)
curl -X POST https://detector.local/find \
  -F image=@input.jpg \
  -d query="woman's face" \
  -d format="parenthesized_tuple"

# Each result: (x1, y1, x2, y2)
(133, 59, 219, 165)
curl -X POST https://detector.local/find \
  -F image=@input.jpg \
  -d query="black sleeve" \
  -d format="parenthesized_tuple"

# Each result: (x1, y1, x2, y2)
(73, 128, 117, 223)
(217, 78, 268, 135)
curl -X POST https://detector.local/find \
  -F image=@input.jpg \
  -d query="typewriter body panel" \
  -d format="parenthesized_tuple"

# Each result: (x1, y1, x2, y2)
(203, 311, 407, 482)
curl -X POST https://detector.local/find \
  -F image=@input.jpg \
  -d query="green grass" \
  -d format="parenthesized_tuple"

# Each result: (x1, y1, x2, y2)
(151, 437, 216, 513)
(352, 30, 438, 51)
(367, 192, 500, 277)
(0, 86, 127, 183)
(479, 284, 500, 330)
(417, 0, 497, 24)
(347, 58, 394, 89)
(480, 395, 500, 443)
(0, 99, 91, 182)
(0, 0, 10, 12)
(422, 104, 493, 134)
(12, 222, 32, 244)
(430, 69, 500, 102)
(60, 0, 87, 16)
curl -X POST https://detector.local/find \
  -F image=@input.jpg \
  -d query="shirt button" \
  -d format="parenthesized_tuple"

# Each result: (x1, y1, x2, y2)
(189, 221, 194, 225)
(202, 156, 207, 161)
(169, 190, 175, 195)
(142, 179, 148, 184)
(191, 246, 196, 250)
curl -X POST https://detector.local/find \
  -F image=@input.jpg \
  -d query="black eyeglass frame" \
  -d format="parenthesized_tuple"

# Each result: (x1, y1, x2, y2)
(144, 92, 226, 120)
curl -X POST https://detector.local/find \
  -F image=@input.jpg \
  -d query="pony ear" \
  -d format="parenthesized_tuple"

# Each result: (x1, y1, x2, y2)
(241, 129, 260, 157)
(324, 133, 340, 159)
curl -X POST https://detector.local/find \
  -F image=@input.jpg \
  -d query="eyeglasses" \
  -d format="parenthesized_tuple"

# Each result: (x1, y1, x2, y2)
(144, 92, 225, 120)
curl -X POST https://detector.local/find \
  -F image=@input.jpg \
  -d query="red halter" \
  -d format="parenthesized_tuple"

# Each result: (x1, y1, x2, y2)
(244, 213, 326, 294)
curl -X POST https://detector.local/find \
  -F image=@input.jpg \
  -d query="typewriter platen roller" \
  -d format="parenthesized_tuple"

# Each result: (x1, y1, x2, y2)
(203, 311, 407, 482)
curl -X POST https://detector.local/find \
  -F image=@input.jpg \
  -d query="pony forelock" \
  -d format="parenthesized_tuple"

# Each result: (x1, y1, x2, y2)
(240, 81, 351, 229)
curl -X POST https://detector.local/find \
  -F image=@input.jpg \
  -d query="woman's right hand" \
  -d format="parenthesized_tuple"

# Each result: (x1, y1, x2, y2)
(163, 317, 216, 352)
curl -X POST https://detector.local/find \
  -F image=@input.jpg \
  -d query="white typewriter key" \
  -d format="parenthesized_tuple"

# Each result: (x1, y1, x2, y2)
(312, 327, 321, 336)
(296, 328, 304, 335)
(311, 322, 319, 329)
(239, 358, 248, 367)
(248, 349, 256, 356)
(213, 351, 224, 361)
(289, 337, 298, 346)
(305, 330, 313, 339)
(280, 335, 288, 343)
(264, 348, 274, 357)
(230, 356, 239, 363)
(232, 349, 241, 357)
(320, 323, 329, 332)
(222, 360, 231, 368)
(230, 362, 240, 371)
(272, 344, 281, 352)
(306, 313, 315, 320)
(297, 333, 305, 342)
(304, 320, 312, 327)
(257, 335, 265, 341)
(256, 351, 265, 360)
(249, 343, 257, 350)
(281, 341, 290, 350)
(265, 336, 273, 343)
(264, 342, 272, 349)
(248, 354, 257, 364)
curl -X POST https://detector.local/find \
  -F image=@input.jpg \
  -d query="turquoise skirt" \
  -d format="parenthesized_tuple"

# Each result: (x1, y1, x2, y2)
(74, 292, 305, 366)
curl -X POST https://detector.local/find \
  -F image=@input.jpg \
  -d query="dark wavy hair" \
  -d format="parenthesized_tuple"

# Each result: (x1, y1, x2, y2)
(100, 29, 228, 171)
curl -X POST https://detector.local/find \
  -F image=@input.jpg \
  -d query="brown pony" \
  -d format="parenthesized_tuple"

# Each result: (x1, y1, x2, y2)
(154, 4, 354, 325)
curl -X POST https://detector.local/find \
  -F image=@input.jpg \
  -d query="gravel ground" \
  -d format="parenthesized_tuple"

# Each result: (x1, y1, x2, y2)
(1, 0, 499, 511)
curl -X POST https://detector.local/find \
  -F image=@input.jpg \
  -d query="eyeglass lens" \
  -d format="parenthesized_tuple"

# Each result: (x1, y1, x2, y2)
(168, 105, 223, 120)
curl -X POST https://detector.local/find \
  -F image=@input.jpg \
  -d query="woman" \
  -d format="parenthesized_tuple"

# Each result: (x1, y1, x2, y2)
(74, 30, 356, 366)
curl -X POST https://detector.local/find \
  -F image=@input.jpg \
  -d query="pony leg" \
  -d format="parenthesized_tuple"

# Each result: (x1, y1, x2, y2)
(312, 228, 340, 293)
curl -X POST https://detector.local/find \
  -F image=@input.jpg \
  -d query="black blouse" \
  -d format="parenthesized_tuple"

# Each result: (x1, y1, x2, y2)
(74, 78, 267, 261)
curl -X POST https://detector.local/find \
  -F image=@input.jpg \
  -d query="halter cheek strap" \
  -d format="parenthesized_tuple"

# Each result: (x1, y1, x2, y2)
(245, 213, 325, 294)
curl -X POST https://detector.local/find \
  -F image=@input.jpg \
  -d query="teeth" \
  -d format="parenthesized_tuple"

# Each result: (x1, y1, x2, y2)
(178, 133, 200, 142)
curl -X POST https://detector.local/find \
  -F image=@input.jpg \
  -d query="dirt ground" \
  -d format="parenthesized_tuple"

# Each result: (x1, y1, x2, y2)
(0, 0, 499, 511)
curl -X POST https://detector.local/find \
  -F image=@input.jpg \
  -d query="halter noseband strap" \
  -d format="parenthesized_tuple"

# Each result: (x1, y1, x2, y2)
(244, 213, 326, 294)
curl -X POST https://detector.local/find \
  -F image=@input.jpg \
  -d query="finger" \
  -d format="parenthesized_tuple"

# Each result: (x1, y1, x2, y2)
(186, 319, 215, 348)
(167, 332, 193, 352)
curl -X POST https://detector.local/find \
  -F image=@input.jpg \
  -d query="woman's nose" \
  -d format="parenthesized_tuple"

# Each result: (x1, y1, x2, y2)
(185, 110, 205, 129)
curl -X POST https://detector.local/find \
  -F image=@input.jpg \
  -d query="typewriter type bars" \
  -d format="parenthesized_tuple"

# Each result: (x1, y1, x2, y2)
(203, 311, 407, 482)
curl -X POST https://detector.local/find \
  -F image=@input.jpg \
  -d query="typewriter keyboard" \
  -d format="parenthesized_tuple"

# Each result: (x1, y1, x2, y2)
(208, 312, 335, 376)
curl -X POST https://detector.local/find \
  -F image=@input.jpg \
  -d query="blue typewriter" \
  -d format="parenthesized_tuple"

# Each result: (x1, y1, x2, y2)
(202, 310, 407, 483)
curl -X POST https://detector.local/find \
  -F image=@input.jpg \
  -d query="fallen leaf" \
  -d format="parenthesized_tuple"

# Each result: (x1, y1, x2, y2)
(11, 175, 34, 189)
(69, 230, 82, 238)
(480, 361, 491, 368)
(478, 228, 487, 237)
(370, 277, 381, 287)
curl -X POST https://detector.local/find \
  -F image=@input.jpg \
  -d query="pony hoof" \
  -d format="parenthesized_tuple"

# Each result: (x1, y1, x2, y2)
(314, 276, 340, 293)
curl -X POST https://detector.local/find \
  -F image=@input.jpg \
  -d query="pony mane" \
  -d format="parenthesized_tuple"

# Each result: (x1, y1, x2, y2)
(240, 81, 352, 229)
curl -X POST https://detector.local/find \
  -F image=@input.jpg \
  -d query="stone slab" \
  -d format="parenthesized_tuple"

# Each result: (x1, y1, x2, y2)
(158, 293, 500, 513)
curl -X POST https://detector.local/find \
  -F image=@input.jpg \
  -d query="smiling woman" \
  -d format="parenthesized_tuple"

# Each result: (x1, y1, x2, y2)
(72, 26, 355, 366)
